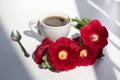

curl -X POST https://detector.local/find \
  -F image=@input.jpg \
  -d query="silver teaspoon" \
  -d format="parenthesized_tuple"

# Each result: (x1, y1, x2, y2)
(11, 30, 30, 57)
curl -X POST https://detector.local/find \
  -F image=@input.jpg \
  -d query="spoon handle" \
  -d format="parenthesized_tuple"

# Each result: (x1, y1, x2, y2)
(18, 41, 30, 57)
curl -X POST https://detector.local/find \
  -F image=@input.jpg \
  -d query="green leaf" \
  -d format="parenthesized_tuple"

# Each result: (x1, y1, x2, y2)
(45, 61, 51, 68)
(41, 62, 47, 68)
(42, 55, 47, 61)
(41, 55, 52, 69)
(75, 24, 82, 29)
(72, 17, 91, 29)
(82, 17, 91, 23)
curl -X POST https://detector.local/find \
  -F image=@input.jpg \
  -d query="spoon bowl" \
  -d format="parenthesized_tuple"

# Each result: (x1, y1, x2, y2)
(11, 30, 30, 57)
(11, 30, 21, 41)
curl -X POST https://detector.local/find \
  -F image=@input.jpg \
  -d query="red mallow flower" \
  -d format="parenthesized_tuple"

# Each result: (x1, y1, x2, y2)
(48, 37, 79, 71)
(80, 20, 108, 48)
(33, 38, 53, 64)
(72, 36, 81, 45)
(97, 48, 104, 59)
(77, 45, 98, 66)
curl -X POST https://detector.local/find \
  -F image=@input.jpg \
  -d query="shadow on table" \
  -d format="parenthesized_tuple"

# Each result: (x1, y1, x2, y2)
(0, 21, 33, 80)
(75, 0, 120, 38)
(23, 30, 43, 42)
(75, 0, 120, 80)
(94, 48, 120, 80)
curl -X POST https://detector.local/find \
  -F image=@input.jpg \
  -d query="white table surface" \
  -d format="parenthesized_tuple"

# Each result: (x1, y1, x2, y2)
(0, 0, 120, 80)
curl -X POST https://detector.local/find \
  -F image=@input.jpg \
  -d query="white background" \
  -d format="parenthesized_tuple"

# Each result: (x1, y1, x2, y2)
(0, 0, 120, 80)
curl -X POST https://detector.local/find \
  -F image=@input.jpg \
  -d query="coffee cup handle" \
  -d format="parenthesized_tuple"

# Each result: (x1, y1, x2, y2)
(29, 20, 42, 35)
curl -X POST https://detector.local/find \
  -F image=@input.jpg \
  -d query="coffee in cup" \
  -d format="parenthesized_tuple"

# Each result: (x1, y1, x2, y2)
(29, 12, 71, 41)
(42, 16, 70, 27)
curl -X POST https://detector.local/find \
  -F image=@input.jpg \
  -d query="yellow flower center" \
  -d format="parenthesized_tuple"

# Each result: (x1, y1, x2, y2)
(91, 34, 99, 42)
(80, 49, 87, 57)
(58, 50, 68, 60)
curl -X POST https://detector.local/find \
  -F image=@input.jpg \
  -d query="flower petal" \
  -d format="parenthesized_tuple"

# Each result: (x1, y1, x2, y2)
(33, 38, 53, 64)
(48, 37, 78, 71)
(80, 20, 108, 48)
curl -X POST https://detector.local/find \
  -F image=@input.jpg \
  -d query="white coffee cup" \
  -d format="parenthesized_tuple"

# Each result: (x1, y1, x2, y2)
(29, 12, 71, 41)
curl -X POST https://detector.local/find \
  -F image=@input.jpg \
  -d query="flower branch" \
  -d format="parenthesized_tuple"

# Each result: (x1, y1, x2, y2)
(33, 17, 109, 72)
